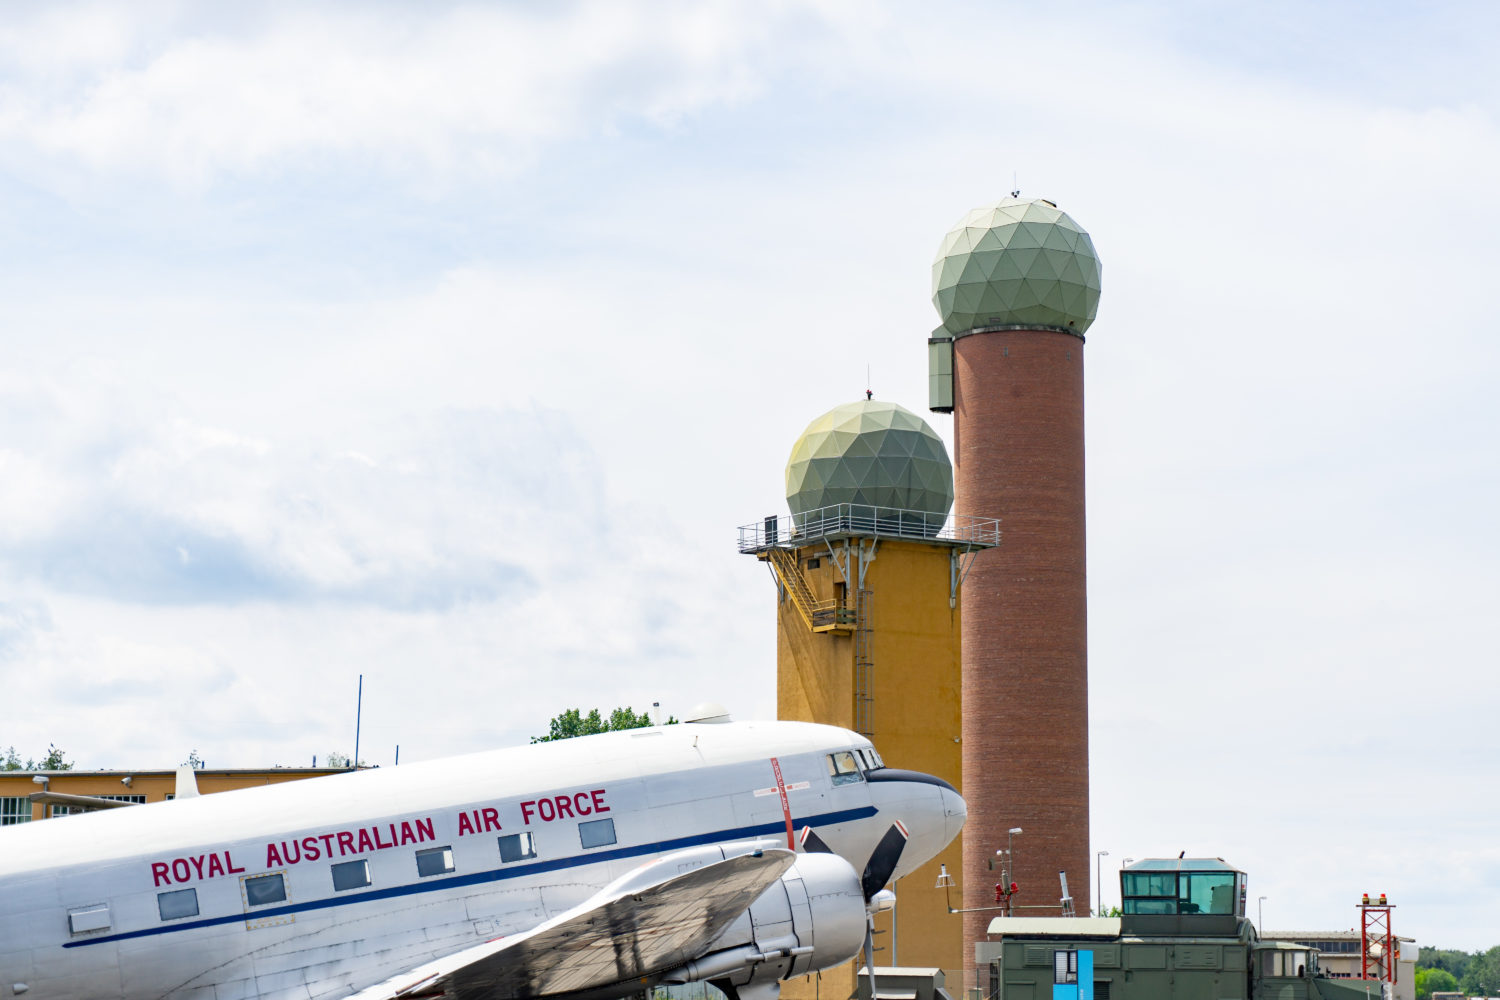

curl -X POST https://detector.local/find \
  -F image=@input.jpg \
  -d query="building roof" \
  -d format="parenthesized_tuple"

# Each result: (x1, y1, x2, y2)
(1263, 932, 1416, 944)
(986, 917, 1121, 938)
(1124, 858, 1240, 873)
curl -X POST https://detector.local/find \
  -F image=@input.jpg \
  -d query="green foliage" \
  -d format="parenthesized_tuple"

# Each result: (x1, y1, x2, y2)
(1460, 945, 1500, 997)
(1420, 946, 1473, 981)
(325, 753, 370, 769)
(1416, 966, 1459, 999)
(532, 707, 677, 743)
(1, 744, 74, 771)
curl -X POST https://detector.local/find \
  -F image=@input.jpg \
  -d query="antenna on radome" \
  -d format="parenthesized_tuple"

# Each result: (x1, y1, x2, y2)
(1011, 172, 1020, 198)
(866, 365, 873, 401)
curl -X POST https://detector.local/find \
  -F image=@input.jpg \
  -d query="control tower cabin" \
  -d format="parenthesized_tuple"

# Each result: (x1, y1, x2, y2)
(928, 198, 1102, 938)
(739, 399, 998, 988)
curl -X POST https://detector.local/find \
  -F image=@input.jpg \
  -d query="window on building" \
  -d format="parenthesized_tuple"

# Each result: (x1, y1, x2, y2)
(499, 831, 537, 863)
(243, 873, 286, 907)
(1179, 872, 1237, 914)
(158, 888, 199, 921)
(827, 751, 862, 786)
(0, 797, 31, 825)
(415, 846, 454, 878)
(332, 859, 371, 891)
(578, 818, 616, 849)
(1054, 951, 1078, 985)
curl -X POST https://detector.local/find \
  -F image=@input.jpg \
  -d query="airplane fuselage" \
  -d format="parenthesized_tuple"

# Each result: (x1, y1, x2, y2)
(0, 720, 964, 1000)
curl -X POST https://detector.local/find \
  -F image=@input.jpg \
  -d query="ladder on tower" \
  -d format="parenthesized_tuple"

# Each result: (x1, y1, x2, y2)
(854, 589, 874, 737)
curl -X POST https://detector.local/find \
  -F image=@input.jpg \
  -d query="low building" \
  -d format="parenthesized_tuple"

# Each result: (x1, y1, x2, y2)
(1261, 932, 1416, 1000)
(1, 767, 346, 825)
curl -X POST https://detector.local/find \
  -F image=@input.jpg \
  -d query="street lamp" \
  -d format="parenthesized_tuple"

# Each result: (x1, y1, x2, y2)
(1096, 851, 1109, 915)
(1258, 896, 1267, 932)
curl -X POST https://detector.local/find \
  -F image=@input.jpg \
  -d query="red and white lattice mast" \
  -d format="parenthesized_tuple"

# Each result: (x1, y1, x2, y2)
(1359, 892, 1397, 984)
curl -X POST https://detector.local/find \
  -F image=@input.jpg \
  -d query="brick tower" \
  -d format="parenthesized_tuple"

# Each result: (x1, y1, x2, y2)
(927, 197, 1102, 950)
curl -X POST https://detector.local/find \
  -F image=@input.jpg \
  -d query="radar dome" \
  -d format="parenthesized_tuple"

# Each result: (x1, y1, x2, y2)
(932, 197, 1101, 336)
(786, 400, 953, 533)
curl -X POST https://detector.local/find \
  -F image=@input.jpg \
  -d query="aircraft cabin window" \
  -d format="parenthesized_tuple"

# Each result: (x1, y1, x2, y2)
(332, 859, 372, 891)
(828, 751, 863, 785)
(415, 846, 455, 877)
(578, 818, 616, 849)
(499, 831, 537, 862)
(243, 873, 287, 907)
(157, 887, 199, 921)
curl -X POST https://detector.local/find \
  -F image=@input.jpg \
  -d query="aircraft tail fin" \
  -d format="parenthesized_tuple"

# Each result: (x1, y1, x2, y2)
(175, 764, 201, 799)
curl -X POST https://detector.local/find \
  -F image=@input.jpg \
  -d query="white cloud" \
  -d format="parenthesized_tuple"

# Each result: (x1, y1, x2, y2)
(0, 1, 833, 189)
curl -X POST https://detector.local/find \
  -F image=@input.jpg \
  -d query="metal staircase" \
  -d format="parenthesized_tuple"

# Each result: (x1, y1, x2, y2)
(764, 548, 855, 634)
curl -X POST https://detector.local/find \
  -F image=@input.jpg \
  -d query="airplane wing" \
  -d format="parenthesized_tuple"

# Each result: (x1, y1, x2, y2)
(344, 843, 795, 1000)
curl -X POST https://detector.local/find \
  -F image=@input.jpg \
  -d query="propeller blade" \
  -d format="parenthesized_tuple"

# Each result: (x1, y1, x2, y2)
(799, 826, 834, 854)
(860, 822, 909, 902)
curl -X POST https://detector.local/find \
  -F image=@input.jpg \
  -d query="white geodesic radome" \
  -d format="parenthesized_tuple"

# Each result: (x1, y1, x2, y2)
(932, 197, 1101, 336)
(785, 400, 953, 533)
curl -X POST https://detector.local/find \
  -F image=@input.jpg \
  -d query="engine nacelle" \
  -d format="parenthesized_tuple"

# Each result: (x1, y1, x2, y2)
(664, 852, 866, 988)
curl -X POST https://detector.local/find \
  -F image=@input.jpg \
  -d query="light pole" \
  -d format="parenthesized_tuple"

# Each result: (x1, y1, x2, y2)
(1096, 851, 1109, 915)
(1005, 828, 1021, 915)
(1258, 896, 1267, 932)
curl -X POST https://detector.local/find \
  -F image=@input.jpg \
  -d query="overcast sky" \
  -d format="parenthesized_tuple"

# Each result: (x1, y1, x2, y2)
(1, 0, 1496, 952)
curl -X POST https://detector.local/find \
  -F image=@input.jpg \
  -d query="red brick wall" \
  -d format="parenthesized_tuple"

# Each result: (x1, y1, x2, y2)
(954, 329, 1090, 954)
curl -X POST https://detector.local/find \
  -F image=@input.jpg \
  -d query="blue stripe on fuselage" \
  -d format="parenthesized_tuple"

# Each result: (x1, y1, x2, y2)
(62, 804, 879, 948)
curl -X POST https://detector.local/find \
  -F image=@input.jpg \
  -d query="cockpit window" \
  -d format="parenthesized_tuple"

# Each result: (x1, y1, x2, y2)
(828, 751, 863, 785)
(858, 746, 885, 770)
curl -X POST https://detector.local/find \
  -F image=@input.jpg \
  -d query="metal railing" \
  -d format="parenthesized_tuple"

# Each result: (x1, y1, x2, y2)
(738, 503, 1000, 553)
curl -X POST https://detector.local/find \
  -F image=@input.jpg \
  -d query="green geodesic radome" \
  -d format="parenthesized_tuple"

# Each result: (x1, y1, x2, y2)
(932, 197, 1101, 336)
(785, 400, 954, 530)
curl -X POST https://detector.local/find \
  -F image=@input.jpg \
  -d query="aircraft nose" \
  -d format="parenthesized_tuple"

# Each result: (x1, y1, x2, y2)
(864, 769, 966, 876)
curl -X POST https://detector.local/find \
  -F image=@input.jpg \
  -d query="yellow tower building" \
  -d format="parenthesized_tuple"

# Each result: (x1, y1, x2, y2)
(739, 399, 998, 995)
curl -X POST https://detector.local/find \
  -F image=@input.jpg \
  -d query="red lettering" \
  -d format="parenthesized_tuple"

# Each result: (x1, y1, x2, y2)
(226, 850, 245, 874)
(172, 859, 191, 883)
(356, 829, 376, 853)
(373, 825, 393, 850)
(337, 831, 355, 856)
(537, 799, 555, 822)
(458, 812, 475, 836)
(207, 854, 226, 878)
(520, 801, 536, 824)
(417, 817, 434, 842)
(266, 843, 284, 867)
(592, 789, 608, 813)
(187, 855, 206, 880)
(400, 821, 417, 846)
(481, 807, 501, 832)
(555, 795, 575, 820)
(302, 836, 320, 861)
(152, 862, 170, 887)
(573, 792, 591, 816)
(319, 833, 336, 858)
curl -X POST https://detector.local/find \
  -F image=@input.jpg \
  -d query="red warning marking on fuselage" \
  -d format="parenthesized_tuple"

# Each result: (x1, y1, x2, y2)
(769, 757, 795, 850)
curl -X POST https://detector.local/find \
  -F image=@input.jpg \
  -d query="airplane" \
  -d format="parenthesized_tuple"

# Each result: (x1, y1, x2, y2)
(0, 716, 965, 1000)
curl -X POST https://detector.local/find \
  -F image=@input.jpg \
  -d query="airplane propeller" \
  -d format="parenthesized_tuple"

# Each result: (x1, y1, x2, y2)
(799, 822, 909, 1000)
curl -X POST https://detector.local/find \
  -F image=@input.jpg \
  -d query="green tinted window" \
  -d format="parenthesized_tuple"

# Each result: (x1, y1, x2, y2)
(1181, 873, 1236, 914)
(1122, 873, 1175, 897)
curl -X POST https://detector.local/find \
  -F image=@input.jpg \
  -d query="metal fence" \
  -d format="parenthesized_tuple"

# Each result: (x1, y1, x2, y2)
(739, 504, 1000, 553)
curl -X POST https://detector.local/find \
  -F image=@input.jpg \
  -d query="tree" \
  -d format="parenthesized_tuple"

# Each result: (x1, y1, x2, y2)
(532, 707, 676, 743)
(1, 744, 73, 770)
(1419, 947, 1474, 982)
(1416, 967, 1459, 1000)
(1460, 945, 1500, 997)
(325, 753, 370, 769)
